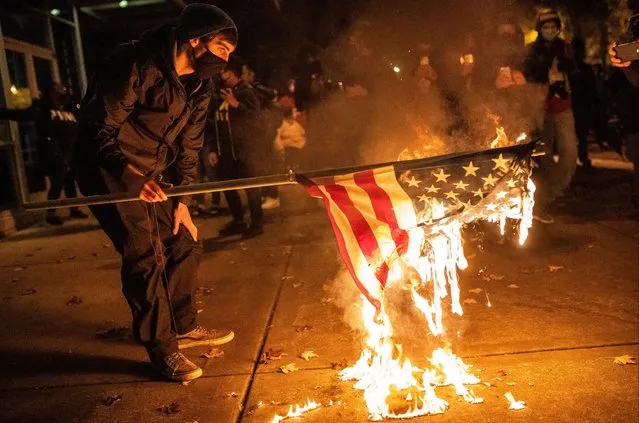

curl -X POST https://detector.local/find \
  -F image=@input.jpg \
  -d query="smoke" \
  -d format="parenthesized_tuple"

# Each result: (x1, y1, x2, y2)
(298, 0, 546, 169)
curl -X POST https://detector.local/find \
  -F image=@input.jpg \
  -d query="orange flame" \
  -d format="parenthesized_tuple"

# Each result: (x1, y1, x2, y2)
(271, 399, 321, 423)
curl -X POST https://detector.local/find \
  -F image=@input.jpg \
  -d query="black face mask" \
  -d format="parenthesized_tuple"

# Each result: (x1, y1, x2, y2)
(192, 46, 227, 80)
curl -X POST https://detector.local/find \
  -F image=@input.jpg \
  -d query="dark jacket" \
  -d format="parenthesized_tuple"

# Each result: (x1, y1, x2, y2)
(524, 37, 575, 113)
(207, 80, 260, 163)
(76, 24, 215, 196)
(0, 98, 78, 173)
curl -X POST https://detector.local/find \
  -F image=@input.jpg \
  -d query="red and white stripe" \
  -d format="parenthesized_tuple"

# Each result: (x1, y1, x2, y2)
(304, 166, 419, 309)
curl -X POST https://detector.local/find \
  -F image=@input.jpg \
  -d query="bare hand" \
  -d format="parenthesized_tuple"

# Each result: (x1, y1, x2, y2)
(496, 73, 514, 89)
(512, 70, 526, 85)
(609, 43, 632, 68)
(122, 165, 167, 202)
(208, 151, 218, 167)
(221, 88, 240, 108)
(173, 202, 198, 241)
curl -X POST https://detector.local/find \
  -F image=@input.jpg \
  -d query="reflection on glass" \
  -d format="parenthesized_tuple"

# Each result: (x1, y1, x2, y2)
(6, 50, 31, 109)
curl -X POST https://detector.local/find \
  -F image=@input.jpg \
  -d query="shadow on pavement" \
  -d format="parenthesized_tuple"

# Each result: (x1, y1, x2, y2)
(0, 348, 152, 381)
(4, 222, 102, 242)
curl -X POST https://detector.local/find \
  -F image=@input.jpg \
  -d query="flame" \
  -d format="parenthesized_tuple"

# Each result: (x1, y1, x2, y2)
(340, 126, 534, 420)
(271, 399, 321, 423)
(516, 133, 527, 143)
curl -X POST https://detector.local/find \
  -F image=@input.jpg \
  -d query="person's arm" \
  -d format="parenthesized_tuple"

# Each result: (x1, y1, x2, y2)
(82, 51, 166, 202)
(82, 51, 148, 180)
(608, 43, 639, 87)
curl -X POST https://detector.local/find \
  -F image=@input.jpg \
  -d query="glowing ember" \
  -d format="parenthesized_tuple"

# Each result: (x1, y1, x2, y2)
(271, 399, 321, 423)
(339, 127, 534, 420)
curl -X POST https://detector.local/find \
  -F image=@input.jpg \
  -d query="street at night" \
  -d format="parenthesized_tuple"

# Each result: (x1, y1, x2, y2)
(1, 168, 637, 422)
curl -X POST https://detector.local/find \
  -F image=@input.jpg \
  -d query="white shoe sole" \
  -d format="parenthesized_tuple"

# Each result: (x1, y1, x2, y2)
(164, 366, 203, 382)
(177, 331, 235, 350)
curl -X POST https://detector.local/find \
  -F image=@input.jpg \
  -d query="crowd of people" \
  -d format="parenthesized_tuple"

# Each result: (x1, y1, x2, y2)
(1, 3, 638, 382)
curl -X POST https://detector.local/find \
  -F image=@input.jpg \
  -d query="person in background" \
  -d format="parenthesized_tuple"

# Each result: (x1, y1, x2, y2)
(273, 103, 306, 170)
(524, 7, 578, 224)
(0, 83, 88, 225)
(609, 31, 639, 211)
(76, 4, 237, 382)
(207, 58, 263, 238)
(570, 37, 598, 171)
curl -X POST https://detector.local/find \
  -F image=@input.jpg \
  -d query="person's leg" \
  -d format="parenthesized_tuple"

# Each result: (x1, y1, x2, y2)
(553, 109, 579, 193)
(533, 111, 556, 212)
(217, 158, 247, 235)
(46, 165, 65, 225)
(574, 112, 592, 168)
(64, 171, 88, 218)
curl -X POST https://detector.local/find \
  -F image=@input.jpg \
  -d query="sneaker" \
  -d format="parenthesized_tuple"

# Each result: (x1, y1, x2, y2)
(69, 209, 89, 219)
(46, 213, 64, 226)
(261, 197, 280, 210)
(242, 224, 264, 239)
(177, 326, 235, 349)
(533, 211, 555, 224)
(219, 220, 247, 237)
(151, 352, 202, 382)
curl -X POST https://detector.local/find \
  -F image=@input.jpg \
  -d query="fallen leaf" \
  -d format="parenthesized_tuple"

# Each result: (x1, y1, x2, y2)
(613, 355, 637, 365)
(292, 282, 304, 288)
(195, 287, 214, 296)
(528, 382, 535, 386)
(294, 325, 313, 333)
(504, 392, 526, 410)
(281, 276, 294, 281)
(279, 363, 299, 374)
(506, 382, 516, 386)
(226, 392, 239, 398)
(463, 298, 478, 305)
(95, 326, 130, 339)
(262, 348, 287, 362)
(300, 350, 319, 361)
(202, 348, 224, 359)
(245, 401, 264, 416)
(321, 297, 334, 304)
(14, 267, 24, 272)
(497, 370, 508, 377)
(25, 253, 34, 258)
(548, 265, 564, 272)
(66, 296, 83, 306)
(482, 382, 492, 387)
(91, 252, 99, 257)
(489, 274, 505, 280)
(468, 288, 483, 294)
(67, 255, 76, 260)
(157, 402, 180, 414)
(229, 260, 236, 265)
(331, 359, 348, 370)
(507, 284, 519, 289)
(19, 288, 36, 296)
(102, 394, 123, 406)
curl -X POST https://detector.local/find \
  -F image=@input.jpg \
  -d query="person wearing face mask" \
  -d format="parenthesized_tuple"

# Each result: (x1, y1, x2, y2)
(524, 7, 578, 224)
(75, 4, 237, 382)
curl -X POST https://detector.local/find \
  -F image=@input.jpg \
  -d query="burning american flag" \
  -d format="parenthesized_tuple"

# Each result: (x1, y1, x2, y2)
(298, 141, 536, 312)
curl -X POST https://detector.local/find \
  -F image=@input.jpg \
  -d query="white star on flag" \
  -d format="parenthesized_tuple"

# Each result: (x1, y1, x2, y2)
(454, 180, 469, 190)
(433, 169, 451, 183)
(406, 175, 421, 187)
(495, 191, 508, 200)
(462, 161, 480, 176)
(417, 194, 430, 203)
(473, 188, 484, 199)
(485, 202, 498, 211)
(445, 190, 459, 200)
(482, 173, 498, 187)
(492, 154, 511, 171)
(506, 178, 517, 188)
(425, 184, 440, 193)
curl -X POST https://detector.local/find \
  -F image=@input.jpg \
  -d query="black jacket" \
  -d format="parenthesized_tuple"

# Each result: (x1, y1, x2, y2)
(524, 37, 575, 84)
(76, 24, 215, 194)
(207, 81, 260, 163)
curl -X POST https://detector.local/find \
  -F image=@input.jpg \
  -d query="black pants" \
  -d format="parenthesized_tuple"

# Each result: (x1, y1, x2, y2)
(574, 111, 592, 166)
(80, 170, 201, 358)
(217, 157, 263, 227)
(47, 163, 79, 212)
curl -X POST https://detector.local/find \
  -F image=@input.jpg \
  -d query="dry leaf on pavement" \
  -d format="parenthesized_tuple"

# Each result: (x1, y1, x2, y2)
(613, 355, 637, 365)
(157, 402, 180, 414)
(468, 288, 483, 294)
(504, 392, 526, 410)
(262, 348, 287, 363)
(279, 363, 299, 374)
(294, 325, 313, 333)
(331, 359, 348, 370)
(548, 265, 564, 272)
(507, 284, 519, 289)
(300, 351, 319, 361)
(95, 326, 130, 339)
(202, 348, 224, 359)
(102, 394, 123, 406)
(66, 296, 83, 306)
(14, 267, 24, 272)
(463, 298, 478, 305)
(19, 288, 36, 296)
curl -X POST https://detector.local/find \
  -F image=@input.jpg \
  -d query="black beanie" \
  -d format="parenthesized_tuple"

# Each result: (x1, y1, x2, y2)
(176, 3, 237, 43)
(536, 7, 562, 31)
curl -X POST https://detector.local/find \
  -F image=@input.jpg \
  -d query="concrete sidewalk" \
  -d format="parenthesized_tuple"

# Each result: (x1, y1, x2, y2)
(0, 179, 637, 423)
